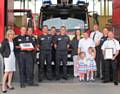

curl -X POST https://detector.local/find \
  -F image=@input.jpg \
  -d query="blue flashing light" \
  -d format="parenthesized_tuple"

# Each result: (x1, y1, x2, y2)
(42, 0, 52, 5)
(76, 0, 85, 5)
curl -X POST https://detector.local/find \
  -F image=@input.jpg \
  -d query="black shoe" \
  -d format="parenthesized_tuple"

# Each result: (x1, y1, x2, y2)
(32, 83, 39, 86)
(2, 90, 7, 93)
(63, 77, 68, 80)
(20, 84, 26, 88)
(56, 78, 60, 80)
(96, 75, 100, 79)
(38, 79, 43, 82)
(47, 77, 53, 81)
(7, 85, 15, 90)
(102, 80, 110, 83)
(56, 77, 60, 80)
(114, 82, 118, 86)
(28, 83, 39, 86)
(101, 77, 104, 80)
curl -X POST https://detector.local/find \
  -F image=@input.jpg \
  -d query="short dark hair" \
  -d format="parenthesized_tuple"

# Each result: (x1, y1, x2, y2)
(51, 26, 56, 29)
(60, 26, 66, 29)
(42, 25, 48, 29)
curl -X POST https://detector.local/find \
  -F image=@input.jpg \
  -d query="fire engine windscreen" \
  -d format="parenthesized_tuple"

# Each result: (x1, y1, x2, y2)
(43, 18, 85, 30)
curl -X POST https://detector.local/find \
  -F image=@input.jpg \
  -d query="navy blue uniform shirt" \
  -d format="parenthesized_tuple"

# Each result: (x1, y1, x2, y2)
(99, 36, 108, 47)
(55, 35, 70, 51)
(38, 34, 53, 50)
(28, 35, 37, 47)
(14, 35, 33, 53)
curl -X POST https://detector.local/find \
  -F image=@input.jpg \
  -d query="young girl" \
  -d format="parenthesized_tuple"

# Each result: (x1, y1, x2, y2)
(87, 47, 97, 81)
(78, 52, 87, 81)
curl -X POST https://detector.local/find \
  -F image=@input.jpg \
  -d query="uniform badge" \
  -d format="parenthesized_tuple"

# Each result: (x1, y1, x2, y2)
(18, 39, 22, 41)
(58, 38, 61, 40)
(32, 37, 35, 40)
(41, 38, 45, 40)
(26, 37, 29, 41)
(48, 37, 51, 40)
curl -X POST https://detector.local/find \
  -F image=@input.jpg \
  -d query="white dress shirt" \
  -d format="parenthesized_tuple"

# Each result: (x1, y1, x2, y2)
(90, 30, 103, 44)
(101, 39, 120, 54)
(78, 38, 95, 57)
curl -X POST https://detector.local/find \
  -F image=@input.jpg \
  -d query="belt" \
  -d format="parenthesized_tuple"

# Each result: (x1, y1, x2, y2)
(20, 51, 33, 53)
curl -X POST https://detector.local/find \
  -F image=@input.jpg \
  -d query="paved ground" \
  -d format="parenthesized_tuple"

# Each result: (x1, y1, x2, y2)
(0, 78, 120, 94)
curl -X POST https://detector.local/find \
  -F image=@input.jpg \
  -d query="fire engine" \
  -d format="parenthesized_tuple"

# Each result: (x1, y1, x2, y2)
(39, 0, 89, 37)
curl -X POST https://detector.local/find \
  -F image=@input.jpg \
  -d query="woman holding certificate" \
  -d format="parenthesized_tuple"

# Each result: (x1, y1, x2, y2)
(1, 30, 15, 93)
(101, 32, 120, 85)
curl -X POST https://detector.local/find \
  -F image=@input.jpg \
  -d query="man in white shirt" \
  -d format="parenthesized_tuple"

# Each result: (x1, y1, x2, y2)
(101, 32, 120, 85)
(90, 24, 103, 78)
(78, 32, 95, 58)
(90, 24, 103, 45)
(78, 32, 95, 81)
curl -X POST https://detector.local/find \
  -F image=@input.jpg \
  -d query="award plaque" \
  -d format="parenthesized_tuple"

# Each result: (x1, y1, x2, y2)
(104, 48, 113, 60)
(20, 43, 34, 50)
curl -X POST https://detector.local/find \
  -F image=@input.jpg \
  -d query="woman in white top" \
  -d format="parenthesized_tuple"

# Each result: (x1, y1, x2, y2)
(1, 30, 16, 93)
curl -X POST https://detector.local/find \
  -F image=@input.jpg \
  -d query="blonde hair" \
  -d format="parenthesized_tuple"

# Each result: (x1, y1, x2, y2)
(88, 47, 94, 52)
(5, 29, 15, 39)
(79, 52, 85, 58)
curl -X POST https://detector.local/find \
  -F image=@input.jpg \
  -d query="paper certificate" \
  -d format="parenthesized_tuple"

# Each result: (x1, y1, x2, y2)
(104, 48, 113, 60)
(20, 43, 34, 50)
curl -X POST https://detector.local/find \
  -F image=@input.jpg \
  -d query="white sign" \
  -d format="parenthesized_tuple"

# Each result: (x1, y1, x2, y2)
(20, 43, 34, 50)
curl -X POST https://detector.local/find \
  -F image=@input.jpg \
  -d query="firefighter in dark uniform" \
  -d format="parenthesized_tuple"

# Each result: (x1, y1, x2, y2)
(54, 26, 70, 80)
(99, 28, 109, 80)
(38, 25, 53, 81)
(50, 26, 56, 64)
(14, 26, 35, 88)
(27, 27, 39, 86)
(27, 28, 37, 64)
(50, 26, 57, 77)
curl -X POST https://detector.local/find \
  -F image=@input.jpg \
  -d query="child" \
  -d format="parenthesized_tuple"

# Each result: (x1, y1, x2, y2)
(87, 47, 97, 81)
(78, 52, 87, 81)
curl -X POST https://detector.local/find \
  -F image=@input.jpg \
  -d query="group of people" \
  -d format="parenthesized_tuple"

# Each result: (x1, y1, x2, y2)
(0, 24, 120, 93)
(72, 24, 120, 85)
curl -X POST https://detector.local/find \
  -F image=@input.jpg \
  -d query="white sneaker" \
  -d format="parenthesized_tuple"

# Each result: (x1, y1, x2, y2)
(87, 78, 89, 81)
(79, 77, 82, 81)
(90, 78, 95, 82)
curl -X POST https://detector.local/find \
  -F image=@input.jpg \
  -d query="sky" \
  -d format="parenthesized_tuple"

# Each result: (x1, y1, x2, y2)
(14, 0, 112, 15)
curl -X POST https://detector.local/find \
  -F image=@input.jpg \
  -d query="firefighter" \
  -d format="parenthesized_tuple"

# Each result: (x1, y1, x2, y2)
(54, 26, 70, 80)
(101, 32, 120, 85)
(26, 27, 39, 86)
(27, 27, 37, 64)
(14, 26, 35, 88)
(99, 28, 109, 80)
(50, 26, 57, 77)
(50, 26, 57, 64)
(37, 25, 53, 81)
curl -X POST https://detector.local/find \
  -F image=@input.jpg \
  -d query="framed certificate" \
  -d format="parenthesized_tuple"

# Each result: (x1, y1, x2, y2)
(104, 48, 113, 60)
(20, 43, 34, 50)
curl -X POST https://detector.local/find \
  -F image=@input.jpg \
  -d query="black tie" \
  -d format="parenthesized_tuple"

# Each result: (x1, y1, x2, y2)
(93, 32, 96, 41)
